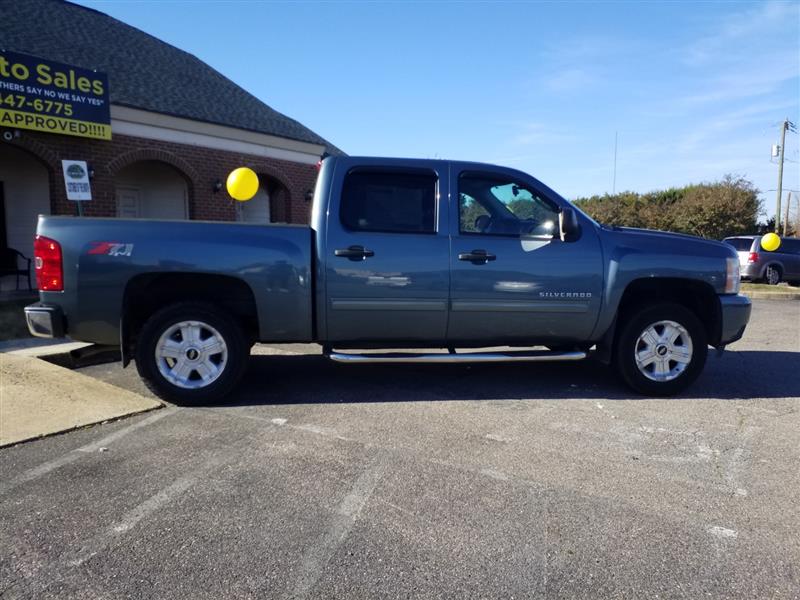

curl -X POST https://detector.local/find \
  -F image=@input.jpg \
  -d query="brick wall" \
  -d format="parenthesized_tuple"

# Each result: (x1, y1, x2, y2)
(1, 127, 319, 224)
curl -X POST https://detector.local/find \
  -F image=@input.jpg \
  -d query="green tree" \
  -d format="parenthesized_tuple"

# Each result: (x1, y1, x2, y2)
(574, 175, 761, 239)
(460, 193, 488, 232)
(671, 176, 761, 239)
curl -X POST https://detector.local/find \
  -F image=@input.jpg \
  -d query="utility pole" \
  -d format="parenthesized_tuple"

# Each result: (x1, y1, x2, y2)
(775, 118, 798, 232)
(776, 118, 788, 233)
(783, 192, 791, 237)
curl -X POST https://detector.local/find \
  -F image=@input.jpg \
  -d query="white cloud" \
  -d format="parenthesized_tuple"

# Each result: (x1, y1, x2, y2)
(679, 61, 798, 106)
(535, 34, 639, 95)
(544, 68, 596, 92)
(510, 122, 576, 146)
(684, 0, 799, 66)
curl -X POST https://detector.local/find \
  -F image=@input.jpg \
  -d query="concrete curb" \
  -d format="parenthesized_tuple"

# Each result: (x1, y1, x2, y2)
(1, 339, 93, 356)
(0, 337, 74, 353)
(0, 347, 161, 448)
(742, 292, 800, 300)
(0, 401, 162, 449)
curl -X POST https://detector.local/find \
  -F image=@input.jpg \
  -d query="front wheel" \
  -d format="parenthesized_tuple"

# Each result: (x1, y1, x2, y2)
(614, 303, 707, 396)
(135, 302, 249, 404)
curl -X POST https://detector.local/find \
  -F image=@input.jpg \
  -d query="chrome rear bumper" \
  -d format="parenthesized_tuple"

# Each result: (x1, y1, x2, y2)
(24, 304, 65, 338)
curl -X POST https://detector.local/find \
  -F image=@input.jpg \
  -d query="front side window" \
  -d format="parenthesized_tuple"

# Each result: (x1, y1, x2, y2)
(459, 173, 559, 237)
(340, 170, 437, 234)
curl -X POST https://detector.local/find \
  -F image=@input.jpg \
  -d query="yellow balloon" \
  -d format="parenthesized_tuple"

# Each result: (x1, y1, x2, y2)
(226, 167, 259, 201)
(760, 232, 781, 252)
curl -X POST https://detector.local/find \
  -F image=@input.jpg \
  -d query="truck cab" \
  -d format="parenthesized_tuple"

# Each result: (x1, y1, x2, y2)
(314, 157, 603, 346)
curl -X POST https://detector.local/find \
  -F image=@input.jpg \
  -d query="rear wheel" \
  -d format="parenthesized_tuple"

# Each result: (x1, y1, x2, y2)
(614, 303, 707, 396)
(764, 265, 782, 285)
(135, 302, 248, 404)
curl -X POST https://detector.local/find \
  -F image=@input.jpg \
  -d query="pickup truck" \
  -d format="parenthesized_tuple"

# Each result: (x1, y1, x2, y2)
(26, 156, 752, 402)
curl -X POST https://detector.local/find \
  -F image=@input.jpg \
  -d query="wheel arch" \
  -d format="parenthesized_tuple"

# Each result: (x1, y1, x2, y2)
(121, 272, 258, 367)
(595, 277, 723, 363)
(762, 261, 783, 281)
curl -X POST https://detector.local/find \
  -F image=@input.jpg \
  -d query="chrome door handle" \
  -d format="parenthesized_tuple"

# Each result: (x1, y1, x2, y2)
(334, 245, 375, 261)
(458, 249, 496, 264)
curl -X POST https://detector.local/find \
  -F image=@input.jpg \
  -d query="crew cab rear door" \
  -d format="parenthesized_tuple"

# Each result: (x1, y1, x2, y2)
(322, 160, 450, 344)
(447, 164, 604, 344)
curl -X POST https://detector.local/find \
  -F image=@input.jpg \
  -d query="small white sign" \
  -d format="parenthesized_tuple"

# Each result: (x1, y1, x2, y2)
(62, 160, 92, 201)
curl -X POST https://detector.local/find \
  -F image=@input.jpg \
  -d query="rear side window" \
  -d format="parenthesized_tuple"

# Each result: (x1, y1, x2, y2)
(340, 170, 437, 234)
(725, 238, 755, 251)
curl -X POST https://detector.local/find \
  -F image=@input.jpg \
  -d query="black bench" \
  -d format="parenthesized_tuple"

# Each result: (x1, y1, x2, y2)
(0, 247, 32, 291)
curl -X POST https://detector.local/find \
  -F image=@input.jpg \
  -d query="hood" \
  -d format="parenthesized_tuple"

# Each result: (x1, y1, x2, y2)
(603, 226, 736, 259)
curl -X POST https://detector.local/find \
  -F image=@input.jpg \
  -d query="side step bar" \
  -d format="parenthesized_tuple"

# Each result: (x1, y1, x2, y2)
(326, 349, 587, 364)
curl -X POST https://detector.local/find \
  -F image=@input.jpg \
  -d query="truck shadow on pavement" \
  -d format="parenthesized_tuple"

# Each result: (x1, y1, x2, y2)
(220, 349, 800, 406)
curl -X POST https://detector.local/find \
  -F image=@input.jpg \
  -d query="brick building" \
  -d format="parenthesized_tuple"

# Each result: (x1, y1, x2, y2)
(0, 0, 340, 288)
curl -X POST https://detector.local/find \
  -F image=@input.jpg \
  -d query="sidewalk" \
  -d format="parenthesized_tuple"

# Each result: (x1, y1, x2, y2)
(741, 290, 800, 301)
(0, 339, 161, 447)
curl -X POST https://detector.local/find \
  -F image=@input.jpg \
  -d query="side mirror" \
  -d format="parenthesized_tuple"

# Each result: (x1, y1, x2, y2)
(559, 207, 581, 242)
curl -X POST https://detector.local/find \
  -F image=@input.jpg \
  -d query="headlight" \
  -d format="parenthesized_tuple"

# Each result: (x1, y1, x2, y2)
(725, 257, 740, 294)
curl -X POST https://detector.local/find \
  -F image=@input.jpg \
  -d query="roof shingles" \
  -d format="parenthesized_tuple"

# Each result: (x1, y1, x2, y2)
(0, 0, 342, 154)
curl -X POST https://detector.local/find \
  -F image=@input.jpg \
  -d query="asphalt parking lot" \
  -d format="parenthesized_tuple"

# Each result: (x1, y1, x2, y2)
(1, 299, 798, 599)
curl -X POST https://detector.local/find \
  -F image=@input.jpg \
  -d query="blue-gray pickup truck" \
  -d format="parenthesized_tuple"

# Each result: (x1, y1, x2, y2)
(26, 156, 751, 402)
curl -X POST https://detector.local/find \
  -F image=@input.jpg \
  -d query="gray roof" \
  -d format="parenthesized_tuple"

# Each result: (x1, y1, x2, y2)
(1, 0, 342, 155)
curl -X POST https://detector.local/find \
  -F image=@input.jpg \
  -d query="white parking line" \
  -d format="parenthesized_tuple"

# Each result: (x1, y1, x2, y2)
(289, 453, 388, 599)
(4, 444, 233, 598)
(0, 408, 176, 497)
(708, 525, 738, 539)
(67, 473, 198, 566)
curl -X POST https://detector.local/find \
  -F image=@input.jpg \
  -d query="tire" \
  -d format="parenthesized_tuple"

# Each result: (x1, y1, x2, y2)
(135, 302, 249, 404)
(614, 303, 707, 396)
(764, 265, 782, 285)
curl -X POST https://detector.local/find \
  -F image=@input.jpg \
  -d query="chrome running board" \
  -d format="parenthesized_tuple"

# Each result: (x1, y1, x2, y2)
(326, 349, 587, 364)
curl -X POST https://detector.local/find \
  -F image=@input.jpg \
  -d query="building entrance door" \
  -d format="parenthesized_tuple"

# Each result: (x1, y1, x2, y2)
(116, 187, 141, 218)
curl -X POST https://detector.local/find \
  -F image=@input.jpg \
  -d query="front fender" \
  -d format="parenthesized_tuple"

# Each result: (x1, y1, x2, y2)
(591, 229, 732, 340)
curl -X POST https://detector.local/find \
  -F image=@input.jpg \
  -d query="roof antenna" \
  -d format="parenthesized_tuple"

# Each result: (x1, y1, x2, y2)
(612, 131, 618, 194)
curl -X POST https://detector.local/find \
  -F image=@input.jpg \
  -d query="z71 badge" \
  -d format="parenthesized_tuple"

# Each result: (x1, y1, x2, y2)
(87, 242, 134, 257)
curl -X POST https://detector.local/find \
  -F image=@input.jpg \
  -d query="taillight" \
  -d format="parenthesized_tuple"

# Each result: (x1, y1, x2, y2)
(34, 235, 63, 291)
(747, 252, 759, 264)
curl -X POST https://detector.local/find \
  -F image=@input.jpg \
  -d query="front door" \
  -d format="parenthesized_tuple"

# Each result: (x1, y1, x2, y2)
(448, 168, 603, 345)
(237, 186, 270, 223)
(116, 187, 141, 218)
(324, 164, 450, 344)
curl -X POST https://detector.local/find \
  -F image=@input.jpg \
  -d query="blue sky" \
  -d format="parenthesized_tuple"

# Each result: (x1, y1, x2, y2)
(79, 0, 799, 215)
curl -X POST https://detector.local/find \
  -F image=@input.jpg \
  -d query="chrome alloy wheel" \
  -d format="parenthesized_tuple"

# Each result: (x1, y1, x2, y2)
(634, 320, 693, 382)
(154, 320, 228, 389)
(766, 265, 780, 285)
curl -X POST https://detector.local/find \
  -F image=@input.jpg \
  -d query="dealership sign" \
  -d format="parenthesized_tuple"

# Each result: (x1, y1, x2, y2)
(62, 160, 92, 201)
(0, 50, 111, 140)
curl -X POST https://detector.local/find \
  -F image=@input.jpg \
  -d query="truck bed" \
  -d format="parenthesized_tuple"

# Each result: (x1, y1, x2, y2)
(35, 216, 313, 345)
